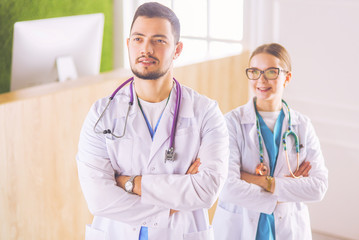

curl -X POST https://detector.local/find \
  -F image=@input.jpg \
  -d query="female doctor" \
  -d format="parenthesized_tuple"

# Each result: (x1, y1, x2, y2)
(212, 43, 328, 240)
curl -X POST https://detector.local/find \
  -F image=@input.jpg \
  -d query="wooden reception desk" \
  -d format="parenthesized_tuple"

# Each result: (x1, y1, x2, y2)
(0, 53, 249, 239)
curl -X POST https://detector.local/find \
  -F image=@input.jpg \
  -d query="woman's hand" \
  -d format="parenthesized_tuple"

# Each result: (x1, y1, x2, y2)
(289, 161, 312, 178)
(240, 171, 275, 193)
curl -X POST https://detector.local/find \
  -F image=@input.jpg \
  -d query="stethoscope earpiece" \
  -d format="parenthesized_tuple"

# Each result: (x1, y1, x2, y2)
(103, 129, 112, 134)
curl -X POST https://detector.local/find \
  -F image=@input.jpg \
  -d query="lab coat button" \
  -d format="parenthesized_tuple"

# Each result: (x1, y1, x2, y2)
(151, 167, 155, 171)
(142, 222, 146, 226)
(133, 228, 136, 231)
(154, 222, 158, 226)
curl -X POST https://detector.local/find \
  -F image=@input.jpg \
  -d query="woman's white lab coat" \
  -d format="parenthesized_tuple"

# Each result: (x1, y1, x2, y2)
(76, 83, 229, 240)
(212, 98, 328, 240)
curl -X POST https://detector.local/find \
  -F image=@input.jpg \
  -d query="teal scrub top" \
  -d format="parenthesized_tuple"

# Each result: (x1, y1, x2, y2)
(255, 109, 285, 240)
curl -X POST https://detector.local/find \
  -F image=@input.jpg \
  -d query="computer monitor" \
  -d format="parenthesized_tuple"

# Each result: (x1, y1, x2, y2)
(10, 13, 104, 91)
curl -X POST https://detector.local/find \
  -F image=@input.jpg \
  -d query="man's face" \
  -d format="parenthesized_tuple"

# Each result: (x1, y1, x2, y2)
(127, 16, 182, 80)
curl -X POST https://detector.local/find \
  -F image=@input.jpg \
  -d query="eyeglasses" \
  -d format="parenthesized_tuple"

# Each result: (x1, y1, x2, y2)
(246, 67, 288, 80)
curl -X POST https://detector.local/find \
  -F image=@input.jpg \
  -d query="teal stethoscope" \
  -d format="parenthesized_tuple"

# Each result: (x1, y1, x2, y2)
(93, 77, 182, 162)
(254, 99, 301, 178)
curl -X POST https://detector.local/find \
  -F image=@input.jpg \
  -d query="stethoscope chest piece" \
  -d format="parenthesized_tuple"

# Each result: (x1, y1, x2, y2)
(165, 147, 175, 162)
(255, 162, 268, 176)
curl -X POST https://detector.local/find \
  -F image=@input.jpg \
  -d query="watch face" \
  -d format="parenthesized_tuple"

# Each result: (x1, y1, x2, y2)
(125, 181, 133, 192)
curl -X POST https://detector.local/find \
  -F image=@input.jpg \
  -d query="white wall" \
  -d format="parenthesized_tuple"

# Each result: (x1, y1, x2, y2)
(245, 0, 359, 239)
(113, 0, 358, 238)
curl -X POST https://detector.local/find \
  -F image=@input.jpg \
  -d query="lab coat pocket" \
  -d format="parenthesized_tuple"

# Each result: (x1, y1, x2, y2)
(183, 226, 214, 240)
(105, 138, 133, 173)
(274, 202, 311, 239)
(274, 203, 294, 239)
(292, 203, 311, 239)
(212, 204, 255, 240)
(85, 224, 107, 240)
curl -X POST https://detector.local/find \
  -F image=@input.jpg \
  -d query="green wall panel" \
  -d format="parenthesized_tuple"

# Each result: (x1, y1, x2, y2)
(0, 0, 113, 94)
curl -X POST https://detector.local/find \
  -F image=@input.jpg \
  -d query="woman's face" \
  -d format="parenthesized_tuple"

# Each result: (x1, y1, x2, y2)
(249, 53, 291, 103)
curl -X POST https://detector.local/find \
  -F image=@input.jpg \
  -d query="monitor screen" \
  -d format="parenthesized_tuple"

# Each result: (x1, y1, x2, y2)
(10, 13, 104, 91)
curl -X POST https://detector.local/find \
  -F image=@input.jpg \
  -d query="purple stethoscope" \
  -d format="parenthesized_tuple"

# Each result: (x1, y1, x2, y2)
(93, 77, 182, 162)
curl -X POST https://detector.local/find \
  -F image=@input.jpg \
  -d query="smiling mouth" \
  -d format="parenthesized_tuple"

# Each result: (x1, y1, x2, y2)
(257, 87, 271, 92)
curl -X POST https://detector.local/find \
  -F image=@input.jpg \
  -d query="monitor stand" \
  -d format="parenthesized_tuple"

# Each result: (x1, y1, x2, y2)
(56, 56, 78, 82)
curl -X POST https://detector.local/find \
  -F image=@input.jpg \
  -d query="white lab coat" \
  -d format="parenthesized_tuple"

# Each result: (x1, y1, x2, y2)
(212, 98, 328, 240)
(77, 82, 229, 240)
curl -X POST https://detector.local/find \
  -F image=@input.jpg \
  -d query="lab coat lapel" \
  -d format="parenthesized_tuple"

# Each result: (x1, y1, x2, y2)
(248, 123, 260, 157)
(147, 86, 177, 164)
(148, 107, 172, 164)
(147, 84, 193, 165)
(249, 122, 271, 173)
(132, 108, 153, 143)
(242, 99, 261, 159)
(243, 98, 272, 172)
(130, 88, 153, 146)
(273, 120, 288, 175)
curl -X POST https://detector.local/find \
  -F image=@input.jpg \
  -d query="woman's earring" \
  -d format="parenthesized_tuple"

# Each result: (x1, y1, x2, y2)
(284, 80, 289, 87)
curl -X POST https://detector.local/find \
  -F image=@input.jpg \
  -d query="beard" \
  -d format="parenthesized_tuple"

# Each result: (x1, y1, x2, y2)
(130, 55, 171, 80)
(131, 67, 168, 80)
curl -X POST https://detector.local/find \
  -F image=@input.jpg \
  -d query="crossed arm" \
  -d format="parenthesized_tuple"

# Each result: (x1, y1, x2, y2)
(78, 99, 229, 224)
(116, 159, 202, 215)
(240, 161, 312, 193)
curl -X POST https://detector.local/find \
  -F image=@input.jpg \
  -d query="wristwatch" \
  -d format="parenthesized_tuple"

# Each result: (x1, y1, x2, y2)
(125, 175, 137, 193)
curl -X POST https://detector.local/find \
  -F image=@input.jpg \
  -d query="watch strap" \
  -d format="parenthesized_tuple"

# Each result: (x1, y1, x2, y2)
(125, 175, 137, 193)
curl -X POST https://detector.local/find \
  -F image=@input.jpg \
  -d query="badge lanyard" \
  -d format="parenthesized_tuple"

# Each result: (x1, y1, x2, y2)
(137, 94, 170, 140)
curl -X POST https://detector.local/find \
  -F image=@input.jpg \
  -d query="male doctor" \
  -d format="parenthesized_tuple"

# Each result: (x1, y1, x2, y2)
(76, 2, 229, 240)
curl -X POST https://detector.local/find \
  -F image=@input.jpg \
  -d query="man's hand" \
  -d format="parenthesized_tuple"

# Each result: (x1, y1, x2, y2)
(115, 159, 201, 215)
(186, 158, 201, 174)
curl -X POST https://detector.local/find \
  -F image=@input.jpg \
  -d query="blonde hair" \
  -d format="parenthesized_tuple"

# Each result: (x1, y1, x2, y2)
(249, 43, 292, 71)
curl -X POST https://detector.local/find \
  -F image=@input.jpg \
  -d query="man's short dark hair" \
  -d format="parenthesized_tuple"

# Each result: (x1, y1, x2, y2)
(130, 2, 180, 43)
